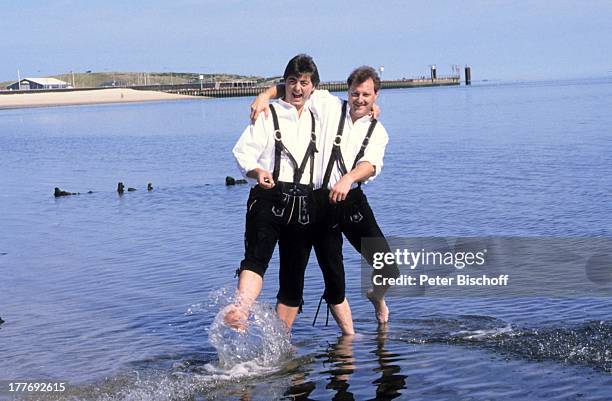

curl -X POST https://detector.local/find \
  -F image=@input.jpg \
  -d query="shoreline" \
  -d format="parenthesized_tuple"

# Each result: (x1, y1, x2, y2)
(0, 88, 200, 110)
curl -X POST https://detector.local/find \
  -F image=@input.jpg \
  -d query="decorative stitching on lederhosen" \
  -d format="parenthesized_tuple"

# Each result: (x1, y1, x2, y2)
(269, 104, 318, 225)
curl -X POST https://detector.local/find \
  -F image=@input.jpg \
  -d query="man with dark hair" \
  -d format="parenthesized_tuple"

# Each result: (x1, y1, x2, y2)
(226, 54, 321, 332)
(252, 65, 399, 335)
(284, 55, 320, 87)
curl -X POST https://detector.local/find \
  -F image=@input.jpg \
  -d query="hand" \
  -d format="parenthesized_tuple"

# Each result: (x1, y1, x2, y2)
(250, 94, 271, 123)
(257, 169, 275, 189)
(223, 304, 249, 332)
(371, 103, 381, 119)
(329, 175, 354, 204)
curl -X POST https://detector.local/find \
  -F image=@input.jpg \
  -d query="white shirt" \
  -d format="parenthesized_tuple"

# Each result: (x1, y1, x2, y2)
(309, 90, 388, 190)
(233, 99, 321, 186)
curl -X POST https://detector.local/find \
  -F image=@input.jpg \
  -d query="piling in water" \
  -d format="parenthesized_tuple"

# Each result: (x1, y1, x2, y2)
(54, 187, 77, 197)
(226, 176, 247, 186)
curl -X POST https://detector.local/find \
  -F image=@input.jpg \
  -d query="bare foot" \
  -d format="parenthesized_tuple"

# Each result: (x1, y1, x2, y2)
(222, 304, 249, 332)
(366, 290, 389, 324)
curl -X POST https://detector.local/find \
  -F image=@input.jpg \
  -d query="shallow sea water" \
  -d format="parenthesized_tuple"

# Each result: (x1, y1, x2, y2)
(1, 78, 612, 400)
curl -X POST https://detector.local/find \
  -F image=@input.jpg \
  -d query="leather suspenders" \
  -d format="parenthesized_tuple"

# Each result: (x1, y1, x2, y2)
(322, 101, 349, 189)
(322, 100, 378, 189)
(353, 118, 377, 189)
(269, 104, 317, 185)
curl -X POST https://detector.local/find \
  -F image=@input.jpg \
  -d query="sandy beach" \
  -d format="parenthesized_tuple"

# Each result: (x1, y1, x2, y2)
(0, 88, 199, 109)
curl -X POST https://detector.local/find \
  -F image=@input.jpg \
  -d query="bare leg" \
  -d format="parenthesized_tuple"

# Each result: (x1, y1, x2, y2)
(366, 288, 389, 325)
(276, 303, 299, 330)
(341, 195, 395, 326)
(370, 281, 390, 300)
(237, 269, 263, 301)
(329, 298, 355, 335)
(224, 270, 263, 331)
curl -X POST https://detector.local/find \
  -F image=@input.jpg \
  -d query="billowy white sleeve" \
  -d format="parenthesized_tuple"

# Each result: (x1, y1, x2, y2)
(232, 113, 269, 183)
(309, 89, 342, 125)
(358, 121, 388, 183)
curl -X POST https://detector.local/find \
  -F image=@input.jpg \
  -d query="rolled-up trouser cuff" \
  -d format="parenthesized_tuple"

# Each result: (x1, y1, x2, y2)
(380, 263, 401, 279)
(276, 293, 302, 308)
(323, 291, 345, 305)
(238, 260, 267, 279)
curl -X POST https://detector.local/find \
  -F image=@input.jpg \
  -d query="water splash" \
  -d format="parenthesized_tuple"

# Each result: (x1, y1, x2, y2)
(207, 288, 293, 369)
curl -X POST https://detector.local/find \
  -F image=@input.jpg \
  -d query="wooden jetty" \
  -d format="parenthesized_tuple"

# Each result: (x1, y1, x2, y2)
(155, 76, 460, 98)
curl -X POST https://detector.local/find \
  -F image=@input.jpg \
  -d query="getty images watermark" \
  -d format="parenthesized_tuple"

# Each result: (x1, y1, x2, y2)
(360, 237, 612, 297)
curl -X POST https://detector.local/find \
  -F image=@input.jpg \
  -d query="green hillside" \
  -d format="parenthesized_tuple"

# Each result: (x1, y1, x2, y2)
(1, 71, 269, 89)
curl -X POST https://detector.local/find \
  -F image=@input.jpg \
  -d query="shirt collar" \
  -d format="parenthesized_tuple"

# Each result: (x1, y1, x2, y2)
(347, 109, 373, 127)
(276, 98, 313, 118)
(276, 98, 294, 110)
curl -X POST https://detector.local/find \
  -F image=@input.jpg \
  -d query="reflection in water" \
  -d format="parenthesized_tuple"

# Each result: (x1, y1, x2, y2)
(326, 334, 356, 400)
(372, 326, 408, 400)
(282, 328, 408, 401)
(283, 372, 317, 401)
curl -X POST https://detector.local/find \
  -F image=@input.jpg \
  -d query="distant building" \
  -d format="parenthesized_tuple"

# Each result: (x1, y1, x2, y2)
(216, 80, 258, 89)
(99, 80, 129, 88)
(6, 78, 71, 90)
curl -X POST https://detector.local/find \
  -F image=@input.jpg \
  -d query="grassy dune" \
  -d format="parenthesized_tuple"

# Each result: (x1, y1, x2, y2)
(1, 72, 268, 89)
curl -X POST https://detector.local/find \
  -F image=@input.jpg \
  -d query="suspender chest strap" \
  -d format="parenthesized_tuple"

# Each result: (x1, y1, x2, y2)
(352, 118, 378, 170)
(299, 111, 317, 186)
(354, 118, 378, 189)
(321, 102, 378, 189)
(321, 101, 349, 189)
(269, 104, 317, 185)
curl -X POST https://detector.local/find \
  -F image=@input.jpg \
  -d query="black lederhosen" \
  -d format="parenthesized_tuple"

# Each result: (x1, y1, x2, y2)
(312, 188, 345, 305)
(241, 183, 314, 307)
(339, 187, 400, 283)
(238, 105, 317, 307)
(313, 187, 400, 305)
(312, 102, 399, 306)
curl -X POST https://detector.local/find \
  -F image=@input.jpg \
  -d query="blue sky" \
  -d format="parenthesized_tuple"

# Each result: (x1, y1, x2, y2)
(1, 0, 611, 82)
